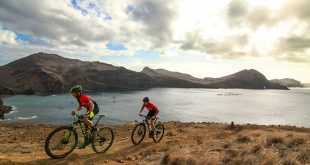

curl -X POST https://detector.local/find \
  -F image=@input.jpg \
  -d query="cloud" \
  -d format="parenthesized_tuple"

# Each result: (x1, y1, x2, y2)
(0, 29, 17, 44)
(180, 31, 249, 59)
(247, 6, 273, 29)
(280, 0, 310, 21)
(0, 0, 310, 65)
(273, 36, 310, 63)
(0, 0, 115, 47)
(129, 0, 177, 48)
(269, 0, 310, 63)
(226, 0, 248, 26)
(277, 36, 310, 52)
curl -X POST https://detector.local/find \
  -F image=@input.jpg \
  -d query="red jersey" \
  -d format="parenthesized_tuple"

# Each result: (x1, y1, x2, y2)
(143, 102, 159, 111)
(78, 94, 91, 109)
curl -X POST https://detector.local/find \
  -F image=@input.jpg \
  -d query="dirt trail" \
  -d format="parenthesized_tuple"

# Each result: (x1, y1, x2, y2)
(1, 121, 310, 165)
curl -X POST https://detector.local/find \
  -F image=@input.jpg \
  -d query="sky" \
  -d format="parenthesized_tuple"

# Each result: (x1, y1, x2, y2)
(0, 0, 310, 82)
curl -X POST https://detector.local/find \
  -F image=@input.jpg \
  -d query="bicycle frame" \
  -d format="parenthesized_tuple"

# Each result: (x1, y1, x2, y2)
(137, 115, 159, 134)
(65, 114, 105, 142)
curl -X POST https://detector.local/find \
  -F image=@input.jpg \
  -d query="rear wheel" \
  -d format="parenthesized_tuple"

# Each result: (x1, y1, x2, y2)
(91, 127, 114, 153)
(152, 123, 164, 143)
(131, 123, 146, 145)
(44, 126, 78, 159)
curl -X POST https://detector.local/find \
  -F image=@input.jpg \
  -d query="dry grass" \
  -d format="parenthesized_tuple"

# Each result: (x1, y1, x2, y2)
(297, 149, 310, 164)
(236, 135, 251, 143)
(1, 121, 310, 165)
(164, 153, 204, 165)
(266, 134, 285, 147)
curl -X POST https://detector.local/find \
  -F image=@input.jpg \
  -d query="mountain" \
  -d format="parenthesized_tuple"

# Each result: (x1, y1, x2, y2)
(270, 78, 303, 87)
(0, 52, 288, 95)
(141, 67, 209, 88)
(0, 86, 15, 95)
(206, 69, 287, 89)
(0, 52, 153, 95)
(303, 83, 310, 87)
(143, 68, 288, 90)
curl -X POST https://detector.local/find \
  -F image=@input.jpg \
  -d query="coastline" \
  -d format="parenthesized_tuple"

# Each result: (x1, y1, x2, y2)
(1, 121, 310, 164)
(0, 98, 13, 119)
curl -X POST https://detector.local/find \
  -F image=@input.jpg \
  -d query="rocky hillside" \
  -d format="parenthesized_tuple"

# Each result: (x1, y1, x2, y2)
(303, 83, 310, 87)
(0, 52, 288, 95)
(0, 86, 15, 95)
(270, 78, 303, 87)
(141, 67, 209, 88)
(143, 67, 288, 90)
(0, 52, 153, 95)
(207, 69, 288, 89)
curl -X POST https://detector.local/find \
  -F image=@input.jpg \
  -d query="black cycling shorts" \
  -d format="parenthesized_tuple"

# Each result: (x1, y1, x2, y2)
(147, 110, 156, 119)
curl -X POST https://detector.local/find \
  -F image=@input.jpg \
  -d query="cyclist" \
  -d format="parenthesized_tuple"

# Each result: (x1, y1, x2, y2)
(139, 97, 160, 136)
(70, 84, 99, 132)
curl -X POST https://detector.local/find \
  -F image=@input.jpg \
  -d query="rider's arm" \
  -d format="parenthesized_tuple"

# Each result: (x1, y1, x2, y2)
(75, 105, 82, 111)
(139, 104, 145, 114)
(152, 108, 159, 119)
(86, 101, 95, 114)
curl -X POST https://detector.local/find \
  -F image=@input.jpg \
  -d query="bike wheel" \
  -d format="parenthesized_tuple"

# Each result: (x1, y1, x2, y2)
(44, 126, 78, 159)
(131, 123, 146, 145)
(91, 127, 114, 153)
(152, 123, 165, 143)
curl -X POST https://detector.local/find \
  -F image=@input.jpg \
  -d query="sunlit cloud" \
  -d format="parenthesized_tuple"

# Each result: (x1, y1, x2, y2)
(0, 0, 310, 82)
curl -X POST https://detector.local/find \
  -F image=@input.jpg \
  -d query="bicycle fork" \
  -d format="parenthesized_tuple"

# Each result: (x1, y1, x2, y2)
(62, 126, 75, 144)
(79, 122, 91, 145)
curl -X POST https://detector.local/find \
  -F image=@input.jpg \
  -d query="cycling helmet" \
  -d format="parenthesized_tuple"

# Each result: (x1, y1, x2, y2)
(69, 84, 82, 93)
(143, 97, 149, 102)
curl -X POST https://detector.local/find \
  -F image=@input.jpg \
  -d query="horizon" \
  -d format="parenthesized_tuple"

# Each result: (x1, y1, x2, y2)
(1, 0, 310, 82)
(0, 52, 308, 83)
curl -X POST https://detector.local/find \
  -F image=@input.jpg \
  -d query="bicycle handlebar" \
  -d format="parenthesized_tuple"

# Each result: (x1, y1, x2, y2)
(139, 114, 159, 120)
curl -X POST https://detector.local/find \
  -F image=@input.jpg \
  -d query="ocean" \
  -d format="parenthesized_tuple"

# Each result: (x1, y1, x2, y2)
(2, 88, 310, 127)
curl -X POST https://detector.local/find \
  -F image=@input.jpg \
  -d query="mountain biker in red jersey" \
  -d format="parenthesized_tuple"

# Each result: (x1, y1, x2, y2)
(139, 97, 160, 136)
(70, 85, 99, 132)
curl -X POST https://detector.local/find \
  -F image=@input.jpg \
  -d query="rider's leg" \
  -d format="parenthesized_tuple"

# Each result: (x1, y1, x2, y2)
(83, 112, 97, 131)
(83, 115, 94, 128)
(147, 119, 153, 137)
(150, 119, 155, 131)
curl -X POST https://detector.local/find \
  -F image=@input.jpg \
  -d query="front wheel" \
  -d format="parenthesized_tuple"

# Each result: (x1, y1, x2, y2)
(44, 126, 78, 159)
(131, 123, 146, 145)
(91, 127, 114, 153)
(152, 123, 164, 143)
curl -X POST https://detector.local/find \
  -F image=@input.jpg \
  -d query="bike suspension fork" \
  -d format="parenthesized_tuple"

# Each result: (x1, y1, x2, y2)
(80, 122, 89, 140)
(64, 126, 74, 140)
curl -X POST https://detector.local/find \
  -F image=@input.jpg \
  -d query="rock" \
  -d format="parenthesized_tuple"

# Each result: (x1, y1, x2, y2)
(118, 159, 124, 163)
(230, 121, 236, 129)
(166, 131, 175, 136)
(20, 151, 31, 154)
(223, 143, 231, 149)
(104, 160, 109, 163)
(0, 98, 13, 119)
(120, 137, 128, 141)
(126, 157, 136, 161)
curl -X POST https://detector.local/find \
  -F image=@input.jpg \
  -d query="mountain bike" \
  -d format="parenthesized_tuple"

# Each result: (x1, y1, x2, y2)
(131, 114, 165, 145)
(44, 113, 114, 159)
